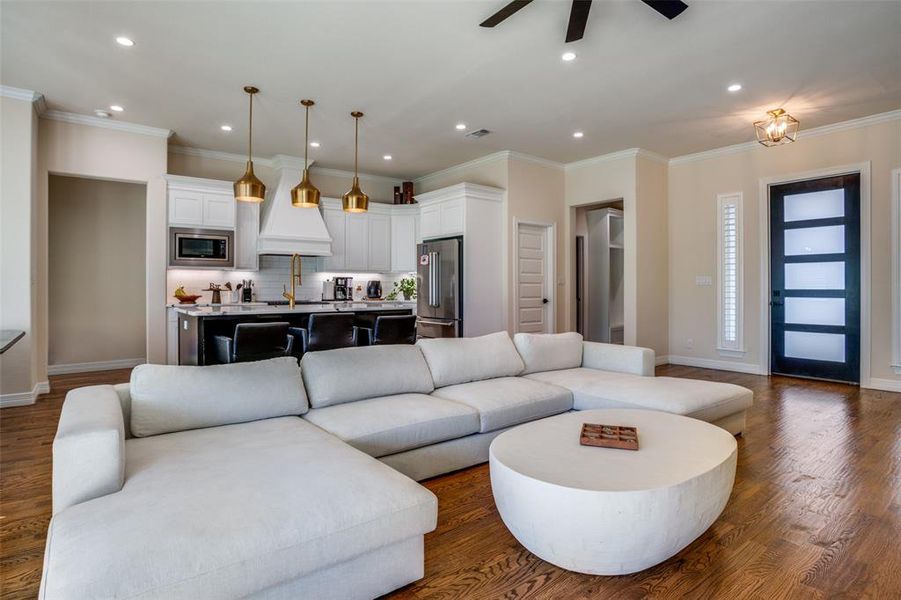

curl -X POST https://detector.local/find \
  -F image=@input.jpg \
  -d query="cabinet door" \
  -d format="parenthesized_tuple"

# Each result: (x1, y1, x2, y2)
(322, 208, 346, 270)
(345, 213, 369, 270)
(169, 190, 204, 226)
(368, 214, 391, 272)
(234, 202, 259, 270)
(391, 213, 417, 272)
(202, 193, 236, 228)
(420, 205, 440, 239)
(440, 199, 464, 236)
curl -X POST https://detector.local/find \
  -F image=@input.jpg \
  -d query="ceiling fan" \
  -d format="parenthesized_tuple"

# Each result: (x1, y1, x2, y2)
(480, 0, 689, 43)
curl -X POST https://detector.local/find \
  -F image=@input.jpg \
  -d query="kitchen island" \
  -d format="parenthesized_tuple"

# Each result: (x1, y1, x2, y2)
(172, 302, 414, 365)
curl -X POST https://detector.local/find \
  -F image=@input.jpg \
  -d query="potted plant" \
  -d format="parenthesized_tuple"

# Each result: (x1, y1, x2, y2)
(386, 277, 417, 301)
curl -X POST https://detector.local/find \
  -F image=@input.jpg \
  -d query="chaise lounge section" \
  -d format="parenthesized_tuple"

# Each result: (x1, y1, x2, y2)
(42, 332, 752, 599)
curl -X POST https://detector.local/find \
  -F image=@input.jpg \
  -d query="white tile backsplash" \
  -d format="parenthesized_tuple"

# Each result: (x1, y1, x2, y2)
(167, 256, 415, 304)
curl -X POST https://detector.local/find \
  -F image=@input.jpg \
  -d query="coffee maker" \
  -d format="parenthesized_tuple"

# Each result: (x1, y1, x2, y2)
(366, 280, 382, 299)
(334, 277, 352, 301)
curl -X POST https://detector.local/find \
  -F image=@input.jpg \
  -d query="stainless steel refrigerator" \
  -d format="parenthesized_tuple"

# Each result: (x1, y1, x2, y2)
(416, 237, 462, 338)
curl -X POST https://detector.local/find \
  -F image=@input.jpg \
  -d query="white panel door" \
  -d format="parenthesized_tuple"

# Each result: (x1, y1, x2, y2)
(321, 208, 346, 271)
(368, 214, 391, 272)
(345, 212, 369, 270)
(391, 213, 417, 272)
(202, 193, 236, 228)
(517, 224, 550, 333)
(168, 190, 204, 226)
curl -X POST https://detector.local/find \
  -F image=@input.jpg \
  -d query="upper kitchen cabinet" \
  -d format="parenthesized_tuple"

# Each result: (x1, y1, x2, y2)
(419, 196, 464, 239)
(390, 207, 419, 272)
(319, 199, 416, 272)
(367, 213, 391, 272)
(165, 175, 236, 230)
(344, 212, 370, 271)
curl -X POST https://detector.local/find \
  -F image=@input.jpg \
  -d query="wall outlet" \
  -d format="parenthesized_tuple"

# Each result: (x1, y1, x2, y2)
(695, 275, 713, 287)
(685, 337, 694, 349)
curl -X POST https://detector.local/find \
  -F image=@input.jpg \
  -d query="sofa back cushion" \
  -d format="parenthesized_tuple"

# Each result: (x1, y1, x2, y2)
(301, 345, 435, 409)
(513, 332, 584, 375)
(417, 331, 525, 388)
(129, 357, 307, 437)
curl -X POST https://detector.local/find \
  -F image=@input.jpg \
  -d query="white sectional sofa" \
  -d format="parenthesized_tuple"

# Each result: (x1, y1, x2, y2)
(42, 332, 752, 599)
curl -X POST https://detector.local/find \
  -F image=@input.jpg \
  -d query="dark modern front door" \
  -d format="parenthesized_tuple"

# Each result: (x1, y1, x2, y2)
(770, 174, 861, 383)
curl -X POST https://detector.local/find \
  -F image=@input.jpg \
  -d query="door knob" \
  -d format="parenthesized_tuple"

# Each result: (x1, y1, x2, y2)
(542, 298, 549, 304)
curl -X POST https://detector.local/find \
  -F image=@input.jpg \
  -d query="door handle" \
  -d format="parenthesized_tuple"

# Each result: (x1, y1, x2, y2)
(428, 251, 440, 307)
(542, 298, 549, 304)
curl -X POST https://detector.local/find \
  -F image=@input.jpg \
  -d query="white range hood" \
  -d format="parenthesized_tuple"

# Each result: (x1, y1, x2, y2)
(257, 155, 333, 256)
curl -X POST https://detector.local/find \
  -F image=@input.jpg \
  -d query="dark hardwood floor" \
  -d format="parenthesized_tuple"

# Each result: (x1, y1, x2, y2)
(2, 366, 899, 599)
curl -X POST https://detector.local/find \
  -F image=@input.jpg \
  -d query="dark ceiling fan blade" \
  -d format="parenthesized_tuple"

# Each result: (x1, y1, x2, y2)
(565, 0, 593, 43)
(480, 0, 535, 28)
(641, 0, 689, 20)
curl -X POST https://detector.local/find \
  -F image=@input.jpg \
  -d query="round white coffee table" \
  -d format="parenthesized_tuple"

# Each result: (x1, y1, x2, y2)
(489, 409, 737, 575)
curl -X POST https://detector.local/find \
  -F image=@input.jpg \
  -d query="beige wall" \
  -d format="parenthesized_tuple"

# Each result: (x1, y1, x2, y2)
(48, 176, 146, 366)
(0, 96, 38, 397)
(668, 118, 900, 386)
(38, 118, 169, 373)
(167, 151, 401, 204)
(635, 155, 669, 357)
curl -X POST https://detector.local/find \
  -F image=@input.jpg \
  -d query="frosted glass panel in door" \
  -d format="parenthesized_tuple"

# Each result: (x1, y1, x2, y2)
(783, 189, 844, 222)
(784, 297, 846, 326)
(784, 262, 844, 289)
(784, 331, 846, 362)
(784, 225, 844, 256)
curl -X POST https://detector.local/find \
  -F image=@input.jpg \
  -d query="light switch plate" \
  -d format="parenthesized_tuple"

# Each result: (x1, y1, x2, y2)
(695, 275, 713, 286)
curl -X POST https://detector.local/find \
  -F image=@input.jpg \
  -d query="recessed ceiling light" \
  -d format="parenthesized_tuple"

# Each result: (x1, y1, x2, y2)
(727, 83, 742, 92)
(115, 36, 134, 47)
(573, 131, 584, 138)
(109, 105, 124, 112)
(309, 141, 320, 148)
(94, 109, 111, 118)
(455, 123, 467, 130)
(220, 124, 232, 132)
(561, 51, 576, 61)
(383, 155, 393, 160)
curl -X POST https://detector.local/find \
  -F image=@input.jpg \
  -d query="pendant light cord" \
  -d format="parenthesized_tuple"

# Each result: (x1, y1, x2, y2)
(354, 116, 359, 177)
(248, 92, 253, 161)
(304, 105, 309, 170)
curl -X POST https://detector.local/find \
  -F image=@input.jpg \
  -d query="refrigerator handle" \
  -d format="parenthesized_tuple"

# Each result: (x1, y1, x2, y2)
(428, 251, 440, 307)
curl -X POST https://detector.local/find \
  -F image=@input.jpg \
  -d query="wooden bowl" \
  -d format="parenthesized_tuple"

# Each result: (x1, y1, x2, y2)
(175, 294, 202, 304)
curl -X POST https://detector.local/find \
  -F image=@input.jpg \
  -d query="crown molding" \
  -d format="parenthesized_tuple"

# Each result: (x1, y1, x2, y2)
(413, 151, 510, 186)
(670, 108, 901, 166)
(506, 151, 565, 170)
(311, 166, 405, 185)
(168, 144, 267, 166)
(0, 85, 47, 114)
(42, 110, 173, 138)
(416, 182, 505, 206)
(564, 148, 644, 171)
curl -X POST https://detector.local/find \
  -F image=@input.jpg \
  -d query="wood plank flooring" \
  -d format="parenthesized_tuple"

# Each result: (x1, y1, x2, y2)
(2, 366, 899, 599)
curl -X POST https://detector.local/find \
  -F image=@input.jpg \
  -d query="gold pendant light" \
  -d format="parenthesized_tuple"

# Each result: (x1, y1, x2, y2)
(342, 111, 369, 213)
(291, 99, 321, 208)
(754, 108, 800, 147)
(234, 86, 266, 203)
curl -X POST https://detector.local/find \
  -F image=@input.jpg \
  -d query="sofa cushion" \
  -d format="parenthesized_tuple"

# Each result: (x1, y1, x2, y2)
(129, 357, 307, 437)
(301, 345, 434, 409)
(303, 393, 480, 458)
(417, 331, 525, 388)
(525, 368, 753, 423)
(41, 417, 437, 599)
(513, 332, 584, 375)
(431, 377, 573, 433)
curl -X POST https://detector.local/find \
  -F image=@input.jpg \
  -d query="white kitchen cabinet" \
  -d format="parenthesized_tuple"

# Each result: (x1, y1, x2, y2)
(234, 202, 259, 270)
(391, 212, 418, 272)
(166, 176, 236, 230)
(368, 213, 391, 272)
(419, 197, 464, 239)
(321, 207, 346, 270)
(168, 190, 204, 226)
(202, 193, 236, 228)
(167, 308, 178, 365)
(345, 212, 370, 271)
(420, 205, 440, 240)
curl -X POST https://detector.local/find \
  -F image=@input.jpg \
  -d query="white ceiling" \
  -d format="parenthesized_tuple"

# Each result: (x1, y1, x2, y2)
(2, 1, 899, 178)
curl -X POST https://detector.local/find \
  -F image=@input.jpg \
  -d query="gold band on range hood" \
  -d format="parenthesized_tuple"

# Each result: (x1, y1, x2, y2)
(342, 111, 369, 213)
(291, 99, 321, 208)
(234, 86, 266, 203)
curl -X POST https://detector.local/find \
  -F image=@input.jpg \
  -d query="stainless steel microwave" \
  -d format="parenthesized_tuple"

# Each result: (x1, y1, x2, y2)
(169, 227, 234, 268)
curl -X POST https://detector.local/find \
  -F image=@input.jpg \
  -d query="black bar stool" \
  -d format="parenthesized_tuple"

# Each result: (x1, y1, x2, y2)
(289, 313, 357, 357)
(357, 314, 417, 346)
(212, 322, 294, 364)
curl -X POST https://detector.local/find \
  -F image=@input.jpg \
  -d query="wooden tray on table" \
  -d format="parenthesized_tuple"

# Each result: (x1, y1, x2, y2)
(579, 423, 639, 451)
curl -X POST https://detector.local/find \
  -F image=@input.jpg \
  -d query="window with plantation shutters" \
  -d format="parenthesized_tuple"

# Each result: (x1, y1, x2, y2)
(717, 193, 743, 352)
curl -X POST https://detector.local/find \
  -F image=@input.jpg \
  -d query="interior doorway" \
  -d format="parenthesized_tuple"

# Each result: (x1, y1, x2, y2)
(514, 220, 556, 333)
(48, 175, 147, 373)
(769, 174, 861, 383)
(574, 199, 625, 343)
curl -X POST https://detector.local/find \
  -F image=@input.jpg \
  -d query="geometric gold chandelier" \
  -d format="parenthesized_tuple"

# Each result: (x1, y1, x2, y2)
(754, 108, 800, 147)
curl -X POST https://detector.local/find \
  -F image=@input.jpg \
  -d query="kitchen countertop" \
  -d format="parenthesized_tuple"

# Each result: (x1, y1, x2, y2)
(171, 301, 415, 317)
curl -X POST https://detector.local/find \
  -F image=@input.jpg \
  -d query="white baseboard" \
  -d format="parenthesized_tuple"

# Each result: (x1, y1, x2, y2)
(661, 354, 766, 375)
(655, 355, 669, 366)
(0, 380, 50, 408)
(865, 378, 901, 393)
(47, 358, 145, 376)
